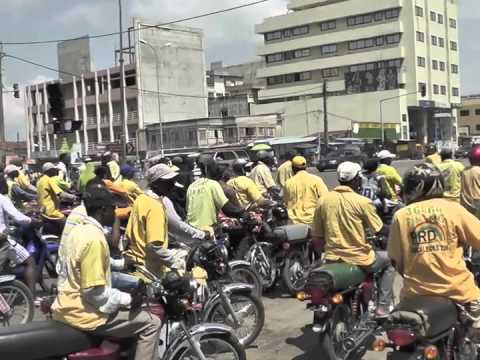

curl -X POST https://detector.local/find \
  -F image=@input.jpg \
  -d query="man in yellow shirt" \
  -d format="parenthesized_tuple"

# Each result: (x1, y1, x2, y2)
(119, 164, 143, 203)
(376, 150, 402, 201)
(312, 161, 394, 316)
(285, 156, 328, 225)
(10, 158, 37, 193)
(388, 164, 480, 328)
(250, 150, 278, 196)
(53, 186, 160, 360)
(37, 162, 76, 220)
(461, 146, 480, 216)
(425, 145, 442, 166)
(126, 164, 185, 276)
(275, 152, 295, 189)
(228, 161, 272, 209)
(436, 148, 465, 201)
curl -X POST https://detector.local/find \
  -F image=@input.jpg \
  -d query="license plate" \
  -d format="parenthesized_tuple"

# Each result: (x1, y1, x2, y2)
(0, 294, 11, 315)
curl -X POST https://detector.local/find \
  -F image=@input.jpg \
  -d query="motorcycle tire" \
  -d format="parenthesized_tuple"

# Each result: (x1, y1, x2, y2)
(232, 237, 251, 261)
(282, 249, 310, 297)
(247, 244, 277, 292)
(44, 253, 58, 279)
(0, 280, 34, 326)
(172, 333, 246, 360)
(207, 293, 265, 347)
(319, 304, 354, 360)
(229, 263, 263, 298)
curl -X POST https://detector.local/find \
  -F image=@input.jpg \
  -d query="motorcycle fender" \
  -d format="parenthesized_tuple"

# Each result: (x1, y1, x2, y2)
(311, 310, 329, 334)
(163, 323, 236, 360)
(228, 260, 252, 268)
(203, 283, 254, 319)
(0, 275, 16, 284)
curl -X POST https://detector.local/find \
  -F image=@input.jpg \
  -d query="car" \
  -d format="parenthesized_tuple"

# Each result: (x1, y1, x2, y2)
(199, 149, 250, 168)
(315, 148, 367, 172)
(455, 145, 471, 159)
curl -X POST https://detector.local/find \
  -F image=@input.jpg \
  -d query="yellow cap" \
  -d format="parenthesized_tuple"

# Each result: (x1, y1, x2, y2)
(292, 156, 307, 168)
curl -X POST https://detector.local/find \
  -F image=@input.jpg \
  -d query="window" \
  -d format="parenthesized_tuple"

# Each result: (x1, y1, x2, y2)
(451, 64, 459, 73)
(476, 109, 480, 115)
(430, 11, 436, 22)
(385, 8, 400, 19)
(208, 92, 214, 98)
(477, 125, 480, 131)
(283, 29, 292, 38)
(417, 56, 426, 67)
(322, 68, 339, 78)
(376, 36, 385, 46)
(321, 44, 337, 55)
(285, 74, 295, 83)
(441, 85, 446, 95)
(439, 61, 446, 71)
(452, 87, 460, 97)
(347, 13, 373, 26)
(293, 48, 311, 58)
(374, 11, 384, 21)
(365, 38, 375, 48)
(267, 75, 283, 85)
(450, 41, 458, 51)
(320, 20, 336, 31)
(265, 31, 282, 41)
(386, 33, 401, 44)
(416, 31, 425, 42)
(299, 72, 311, 81)
(266, 53, 283, 63)
(460, 110, 470, 116)
(418, 82, 427, 95)
(292, 25, 309, 36)
(432, 60, 438, 70)
(433, 84, 439, 95)
(438, 37, 445, 48)
(449, 18, 457, 28)
(415, 6, 424, 17)
(431, 35, 437, 46)
(437, 14, 444, 24)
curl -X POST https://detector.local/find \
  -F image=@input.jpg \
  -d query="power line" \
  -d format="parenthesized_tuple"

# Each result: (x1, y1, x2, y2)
(2, 0, 269, 46)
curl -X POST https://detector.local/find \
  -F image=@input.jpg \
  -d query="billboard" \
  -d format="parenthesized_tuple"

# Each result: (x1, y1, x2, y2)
(345, 67, 398, 94)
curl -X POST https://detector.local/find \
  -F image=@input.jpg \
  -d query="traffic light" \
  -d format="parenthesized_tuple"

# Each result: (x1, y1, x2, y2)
(13, 83, 20, 98)
(420, 83, 427, 97)
(46, 83, 64, 121)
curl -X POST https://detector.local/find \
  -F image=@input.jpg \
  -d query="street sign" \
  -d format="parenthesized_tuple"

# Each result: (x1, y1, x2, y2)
(127, 142, 135, 155)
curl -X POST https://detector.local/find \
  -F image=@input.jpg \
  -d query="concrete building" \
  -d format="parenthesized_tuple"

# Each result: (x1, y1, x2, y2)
(458, 95, 480, 136)
(253, 0, 461, 145)
(24, 20, 208, 158)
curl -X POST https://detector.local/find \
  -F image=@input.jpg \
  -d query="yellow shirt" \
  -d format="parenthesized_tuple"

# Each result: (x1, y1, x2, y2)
(284, 170, 328, 225)
(52, 217, 111, 331)
(186, 178, 228, 229)
(16, 170, 32, 191)
(120, 179, 144, 203)
(61, 205, 88, 245)
(461, 166, 480, 216)
(227, 176, 263, 209)
(125, 194, 168, 276)
(276, 160, 293, 188)
(426, 153, 442, 166)
(436, 159, 465, 200)
(37, 174, 64, 219)
(312, 186, 383, 266)
(377, 164, 402, 201)
(250, 162, 276, 195)
(388, 198, 480, 304)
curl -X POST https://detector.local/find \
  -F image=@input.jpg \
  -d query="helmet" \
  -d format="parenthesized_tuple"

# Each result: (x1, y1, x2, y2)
(469, 146, 480, 165)
(256, 150, 272, 161)
(403, 163, 444, 204)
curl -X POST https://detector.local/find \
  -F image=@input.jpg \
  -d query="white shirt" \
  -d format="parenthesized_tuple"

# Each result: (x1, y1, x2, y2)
(0, 194, 31, 234)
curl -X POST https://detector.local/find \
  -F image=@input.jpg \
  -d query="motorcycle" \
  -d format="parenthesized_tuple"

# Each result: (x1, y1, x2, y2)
(0, 272, 246, 360)
(298, 261, 385, 360)
(185, 240, 265, 347)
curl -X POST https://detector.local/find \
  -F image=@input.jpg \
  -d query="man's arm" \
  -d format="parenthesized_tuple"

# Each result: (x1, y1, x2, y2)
(361, 199, 384, 234)
(311, 205, 325, 253)
(2, 196, 32, 225)
(456, 206, 480, 249)
(387, 215, 404, 276)
(163, 197, 205, 241)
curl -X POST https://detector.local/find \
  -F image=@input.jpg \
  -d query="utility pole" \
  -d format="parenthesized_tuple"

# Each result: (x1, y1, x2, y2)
(322, 81, 328, 157)
(118, 0, 127, 162)
(0, 43, 5, 143)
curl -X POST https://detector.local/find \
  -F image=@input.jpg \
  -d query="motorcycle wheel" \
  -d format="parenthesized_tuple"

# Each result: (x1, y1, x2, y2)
(208, 293, 265, 347)
(319, 304, 353, 360)
(0, 280, 34, 326)
(228, 263, 263, 298)
(246, 244, 277, 292)
(172, 333, 246, 360)
(44, 253, 58, 279)
(282, 249, 310, 297)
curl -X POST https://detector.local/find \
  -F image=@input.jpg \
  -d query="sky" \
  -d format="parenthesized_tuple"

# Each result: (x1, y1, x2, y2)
(1, 0, 478, 141)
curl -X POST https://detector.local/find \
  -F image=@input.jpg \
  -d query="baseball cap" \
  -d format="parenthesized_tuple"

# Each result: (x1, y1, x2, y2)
(377, 150, 396, 160)
(4, 164, 20, 175)
(42, 162, 58, 172)
(146, 164, 178, 184)
(291, 156, 307, 168)
(337, 161, 362, 182)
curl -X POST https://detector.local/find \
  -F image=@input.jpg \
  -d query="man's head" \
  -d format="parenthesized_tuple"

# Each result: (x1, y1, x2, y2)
(232, 160, 246, 177)
(291, 155, 307, 173)
(10, 158, 23, 169)
(94, 165, 111, 181)
(469, 146, 480, 166)
(102, 151, 112, 163)
(171, 156, 184, 168)
(83, 185, 116, 227)
(377, 150, 396, 165)
(403, 163, 444, 204)
(59, 153, 71, 165)
(256, 150, 274, 166)
(4, 164, 20, 179)
(147, 164, 178, 196)
(363, 159, 379, 174)
(199, 158, 221, 180)
(425, 145, 437, 156)
(42, 162, 59, 177)
(337, 161, 363, 192)
(440, 148, 453, 161)
(120, 164, 136, 180)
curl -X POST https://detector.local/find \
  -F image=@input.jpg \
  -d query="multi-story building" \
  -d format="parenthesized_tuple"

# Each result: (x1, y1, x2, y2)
(458, 95, 480, 136)
(252, 0, 461, 144)
(24, 20, 208, 158)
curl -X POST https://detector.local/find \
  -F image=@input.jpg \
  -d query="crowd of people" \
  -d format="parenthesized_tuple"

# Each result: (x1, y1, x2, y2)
(4, 143, 480, 358)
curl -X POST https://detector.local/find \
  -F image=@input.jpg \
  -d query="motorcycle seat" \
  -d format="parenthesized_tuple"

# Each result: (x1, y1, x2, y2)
(273, 224, 310, 243)
(389, 296, 458, 339)
(0, 320, 101, 360)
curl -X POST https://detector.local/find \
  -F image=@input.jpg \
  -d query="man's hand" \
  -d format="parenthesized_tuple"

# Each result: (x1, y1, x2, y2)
(129, 280, 146, 310)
